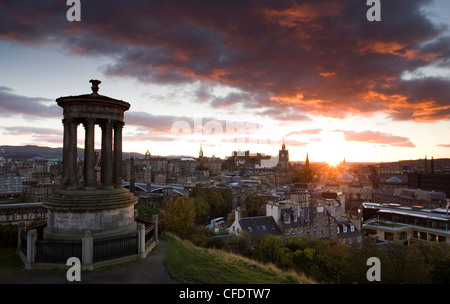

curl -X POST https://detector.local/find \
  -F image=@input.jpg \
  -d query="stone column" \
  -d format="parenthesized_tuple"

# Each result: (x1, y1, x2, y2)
(113, 121, 124, 187)
(25, 229, 37, 270)
(17, 221, 25, 254)
(152, 214, 159, 244)
(81, 230, 93, 270)
(101, 120, 114, 189)
(68, 118, 78, 189)
(62, 119, 70, 187)
(83, 118, 96, 190)
(137, 223, 146, 259)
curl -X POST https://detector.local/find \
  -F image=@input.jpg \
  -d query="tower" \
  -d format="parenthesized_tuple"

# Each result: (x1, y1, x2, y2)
(199, 143, 204, 158)
(278, 141, 289, 167)
(43, 80, 138, 239)
(304, 153, 313, 183)
(145, 149, 151, 159)
(274, 141, 292, 186)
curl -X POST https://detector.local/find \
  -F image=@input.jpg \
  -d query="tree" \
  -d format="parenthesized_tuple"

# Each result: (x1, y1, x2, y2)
(244, 192, 266, 217)
(208, 190, 225, 217)
(193, 195, 209, 224)
(191, 185, 229, 218)
(161, 196, 196, 239)
(254, 235, 287, 266)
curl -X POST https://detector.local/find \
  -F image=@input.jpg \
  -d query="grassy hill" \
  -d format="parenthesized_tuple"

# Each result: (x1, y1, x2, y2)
(0, 145, 144, 160)
(164, 235, 316, 284)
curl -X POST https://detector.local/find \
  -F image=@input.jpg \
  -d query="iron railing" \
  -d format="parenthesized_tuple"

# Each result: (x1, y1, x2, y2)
(35, 238, 82, 264)
(93, 232, 138, 263)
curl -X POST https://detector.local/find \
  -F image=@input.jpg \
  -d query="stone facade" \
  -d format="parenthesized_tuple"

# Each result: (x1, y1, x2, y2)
(267, 202, 338, 239)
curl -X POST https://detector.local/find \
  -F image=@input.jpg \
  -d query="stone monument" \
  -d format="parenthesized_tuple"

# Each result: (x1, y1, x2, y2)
(43, 80, 138, 239)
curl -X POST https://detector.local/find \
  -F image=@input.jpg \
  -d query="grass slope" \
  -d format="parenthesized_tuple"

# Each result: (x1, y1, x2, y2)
(164, 236, 315, 284)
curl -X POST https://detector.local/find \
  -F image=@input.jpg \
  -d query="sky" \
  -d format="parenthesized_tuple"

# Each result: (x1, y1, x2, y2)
(0, 0, 450, 163)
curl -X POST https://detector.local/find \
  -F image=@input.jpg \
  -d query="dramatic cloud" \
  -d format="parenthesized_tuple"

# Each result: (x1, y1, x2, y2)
(124, 111, 189, 134)
(336, 130, 416, 148)
(2, 126, 61, 136)
(1, 126, 63, 145)
(1, 0, 449, 122)
(3, 126, 63, 137)
(0, 87, 61, 119)
(286, 129, 323, 137)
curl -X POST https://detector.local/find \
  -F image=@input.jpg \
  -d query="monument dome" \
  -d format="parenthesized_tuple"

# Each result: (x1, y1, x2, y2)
(336, 172, 354, 183)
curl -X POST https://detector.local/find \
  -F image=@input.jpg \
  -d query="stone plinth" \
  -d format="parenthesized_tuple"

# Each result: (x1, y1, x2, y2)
(44, 187, 138, 239)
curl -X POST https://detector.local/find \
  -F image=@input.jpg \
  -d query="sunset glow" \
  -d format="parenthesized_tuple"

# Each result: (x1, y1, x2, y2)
(0, 0, 449, 163)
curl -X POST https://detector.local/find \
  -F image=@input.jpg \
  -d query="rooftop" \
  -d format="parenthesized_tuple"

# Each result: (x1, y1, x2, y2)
(363, 202, 450, 221)
(239, 216, 281, 238)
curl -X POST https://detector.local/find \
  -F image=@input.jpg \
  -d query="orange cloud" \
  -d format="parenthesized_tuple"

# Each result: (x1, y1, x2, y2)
(336, 130, 415, 148)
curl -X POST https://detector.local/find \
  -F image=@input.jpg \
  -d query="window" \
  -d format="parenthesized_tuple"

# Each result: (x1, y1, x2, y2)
(350, 224, 354, 232)
(385, 232, 394, 241)
(343, 225, 347, 233)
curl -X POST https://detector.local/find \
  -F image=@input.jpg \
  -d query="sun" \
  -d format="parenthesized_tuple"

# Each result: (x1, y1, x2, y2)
(327, 160, 340, 167)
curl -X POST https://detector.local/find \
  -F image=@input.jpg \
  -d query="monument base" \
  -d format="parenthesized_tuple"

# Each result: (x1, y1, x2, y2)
(43, 186, 138, 240)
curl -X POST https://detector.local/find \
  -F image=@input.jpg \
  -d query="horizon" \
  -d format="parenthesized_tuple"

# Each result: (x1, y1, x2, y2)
(2, 143, 448, 165)
(1, 1, 450, 164)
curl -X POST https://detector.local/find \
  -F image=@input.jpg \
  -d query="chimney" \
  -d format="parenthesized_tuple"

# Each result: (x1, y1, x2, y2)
(317, 203, 324, 213)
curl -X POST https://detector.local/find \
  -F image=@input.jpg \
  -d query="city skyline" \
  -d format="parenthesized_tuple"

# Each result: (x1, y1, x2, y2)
(1, 0, 450, 164)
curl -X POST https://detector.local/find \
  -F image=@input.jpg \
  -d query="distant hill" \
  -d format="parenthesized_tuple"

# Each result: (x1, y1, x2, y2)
(0, 145, 144, 160)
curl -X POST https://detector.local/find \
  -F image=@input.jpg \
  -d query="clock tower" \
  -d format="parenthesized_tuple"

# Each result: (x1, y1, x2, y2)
(274, 141, 292, 186)
(279, 142, 289, 165)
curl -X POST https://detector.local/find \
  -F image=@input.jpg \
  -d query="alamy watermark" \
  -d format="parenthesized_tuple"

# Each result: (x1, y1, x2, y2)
(171, 117, 274, 146)
(66, 0, 81, 22)
(66, 257, 81, 282)
(66, 1, 381, 23)
(366, 257, 381, 282)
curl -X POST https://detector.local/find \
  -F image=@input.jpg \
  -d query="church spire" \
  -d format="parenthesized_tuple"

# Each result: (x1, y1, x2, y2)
(199, 143, 203, 158)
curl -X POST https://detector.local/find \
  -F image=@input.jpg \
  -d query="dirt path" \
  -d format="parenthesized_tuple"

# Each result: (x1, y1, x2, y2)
(0, 240, 178, 284)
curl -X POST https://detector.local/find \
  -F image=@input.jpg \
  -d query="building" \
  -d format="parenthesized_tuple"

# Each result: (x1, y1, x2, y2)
(22, 172, 60, 203)
(0, 202, 47, 224)
(336, 221, 361, 247)
(317, 190, 346, 220)
(408, 172, 450, 198)
(266, 201, 338, 240)
(273, 142, 292, 186)
(381, 176, 407, 189)
(229, 209, 281, 238)
(0, 174, 31, 197)
(341, 183, 373, 201)
(362, 202, 450, 246)
(373, 188, 447, 209)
